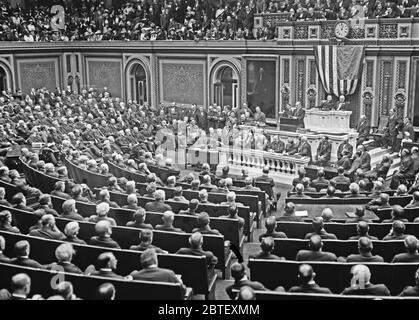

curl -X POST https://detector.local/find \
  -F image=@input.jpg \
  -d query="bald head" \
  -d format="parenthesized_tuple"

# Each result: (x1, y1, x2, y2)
(11, 273, 31, 295)
(95, 220, 111, 236)
(96, 283, 116, 300)
(231, 262, 246, 281)
(357, 221, 369, 236)
(321, 208, 333, 222)
(358, 236, 373, 253)
(298, 264, 314, 284)
(309, 234, 323, 251)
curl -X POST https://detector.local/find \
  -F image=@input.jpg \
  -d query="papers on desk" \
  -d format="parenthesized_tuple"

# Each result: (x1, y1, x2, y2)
(345, 212, 356, 218)
(295, 210, 308, 217)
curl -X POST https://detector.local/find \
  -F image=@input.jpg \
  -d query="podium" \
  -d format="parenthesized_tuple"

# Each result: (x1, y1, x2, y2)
(279, 117, 299, 132)
(305, 109, 352, 133)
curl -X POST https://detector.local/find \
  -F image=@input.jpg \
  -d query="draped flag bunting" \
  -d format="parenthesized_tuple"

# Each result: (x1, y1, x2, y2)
(314, 45, 365, 97)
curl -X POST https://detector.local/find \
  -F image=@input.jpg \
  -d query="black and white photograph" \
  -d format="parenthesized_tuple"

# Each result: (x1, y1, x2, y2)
(0, 0, 418, 310)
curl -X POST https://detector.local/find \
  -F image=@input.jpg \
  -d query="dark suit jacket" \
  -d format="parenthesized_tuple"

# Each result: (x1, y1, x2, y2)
(360, 151, 371, 171)
(89, 236, 121, 249)
(130, 266, 180, 283)
(357, 119, 370, 139)
(249, 252, 283, 260)
(65, 236, 87, 245)
(392, 252, 419, 263)
(176, 247, 218, 266)
(304, 230, 337, 240)
(259, 231, 287, 242)
(277, 215, 303, 222)
(0, 252, 11, 263)
(90, 269, 123, 279)
(145, 201, 172, 213)
(400, 285, 419, 296)
(29, 228, 65, 240)
(10, 257, 44, 269)
(48, 261, 83, 274)
(51, 190, 71, 199)
(155, 224, 184, 233)
(331, 175, 351, 185)
(129, 243, 166, 253)
(346, 252, 384, 262)
(298, 142, 312, 162)
(289, 283, 332, 294)
(341, 283, 390, 296)
(296, 250, 337, 262)
(293, 108, 305, 127)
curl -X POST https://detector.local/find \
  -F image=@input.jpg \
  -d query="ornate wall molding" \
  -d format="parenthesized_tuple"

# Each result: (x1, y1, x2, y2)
(85, 58, 122, 98)
(0, 56, 14, 91)
(16, 57, 60, 93)
(123, 55, 152, 102)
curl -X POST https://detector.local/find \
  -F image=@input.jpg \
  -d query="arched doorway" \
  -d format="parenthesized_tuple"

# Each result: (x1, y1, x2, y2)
(214, 65, 238, 108)
(0, 67, 7, 93)
(128, 63, 148, 104)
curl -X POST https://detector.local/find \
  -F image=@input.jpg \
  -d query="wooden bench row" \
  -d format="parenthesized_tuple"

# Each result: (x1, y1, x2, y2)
(248, 259, 419, 295)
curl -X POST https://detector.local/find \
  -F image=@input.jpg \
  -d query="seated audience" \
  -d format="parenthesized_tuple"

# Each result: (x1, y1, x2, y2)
(321, 208, 334, 222)
(126, 208, 153, 229)
(277, 202, 303, 222)
(12, 193, 33, 212)
(145, 190, 172, 213)
(400, 268, 419, 297)
(122, 194, 140, 210)
(383, 220, 409, 240)
(63, 221, 87, 245)
(178, 199, 199, 216)
(169, 187, 188, 203)
(219, 204, 245, 229)
(47, 243, 83, 274)
(87, 202, 117, 226)
(29, 214, 65, 240)
(382, 205, 408, 223)
(346, 207, 373, 223)
(342, 237, 384, 262)
(344, 183, 366, 198)
(0, 235, 11, 262)
(61, 199, 84, 221)
(96, 283, 116, 300)
(155, 211, 184, 232)
(0, 210, 20, 233)
(88, 252, 123, 279)
(10, 240, 45, 269)
(289, 183, 310, 198)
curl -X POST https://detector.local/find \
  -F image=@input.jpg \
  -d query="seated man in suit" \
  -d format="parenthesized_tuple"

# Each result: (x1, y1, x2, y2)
(289, 183, 311, 199)
(188, 179, 201, 191)
(341, 264, 390, 296)
(400, 268, 419, 296)
(126, 208, 153, 229)
(392, 235, 419, 263)
(129, 229, 167, 253)
(225, 262, 268, 300)
(0, 210, 20, 233)
(0, 273, 33, 300)
(382, 205, 408, 223)
(243, 177, 261, 191)
(331, 167, 351, 188)
(144, 190, 172, 213)
(29, 214, 65, 240)
(32, 194, 59, 218)
(289, 264, 333, 294)
(96, 189, 119, 209)
(296, 135, 312, 163)
(259, 216, 287, 241)
(348, 221, 377, 240)
(12, 192, 34, 212)
(198, 189, 214, 205)
(405, 191, 419, 208)
(296, 235, 337, 262)
(129, 249, 186, 293)
(47, 243, 83, 274)
(178, 199, 199, 216)
(201, 175, 216, 189)
(304, 217, 337, 240)
(87, 202, 117, 227)
(320, 186, 339, 199)
(383, 220, 409, 240)
(311, 169, 329, 191)
(219, 204, 245, 230)
(63, 221, 86, 245)
(0, 187, 12, 207)
(61, 199, 84, 221)
(9, 240, 45, 269)
(176, 232, 218, 269)
(277, 202, 303, 222)
(390, 148, 415, 189)
(344, 183, 366, 198)
(366, 155, 393, 181)
(0, 235, 11, 262)
(255, 166, 275, 201)
(122, 194, 141, 211)
(337, 138, 354, 161)
(155, 211, 184, 233)
(192, 212, 221, 235)
(249, 237, 284, 260)
(211, 179, 229, 194)
(88, 252, 124, 279)
(365, 193, 392, 212)
(166, 176, 177, 188)
(341, 237, 384, 262)
(71, 184, 92, 204)
(89, 220, 121, 249)
(315, 136, 332, 166)
(169, 187, 188, 203)
(336, 150, 352, 171)
(356, 115, 370, 146)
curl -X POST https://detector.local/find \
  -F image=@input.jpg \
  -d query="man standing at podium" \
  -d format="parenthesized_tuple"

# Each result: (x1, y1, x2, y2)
(293, 101, 305, 129)
(319, 95, 335, 111)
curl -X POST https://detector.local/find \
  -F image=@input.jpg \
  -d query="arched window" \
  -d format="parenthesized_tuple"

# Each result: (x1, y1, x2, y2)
(129, 63, 148, 104)
(214, 65, 238, 108)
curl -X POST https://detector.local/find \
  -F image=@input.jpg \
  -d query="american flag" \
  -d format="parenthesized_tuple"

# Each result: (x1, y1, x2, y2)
(314, 45, 365, 97)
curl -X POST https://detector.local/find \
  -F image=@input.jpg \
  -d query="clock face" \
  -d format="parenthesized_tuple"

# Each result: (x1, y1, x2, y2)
(334, 22, 349, 38)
